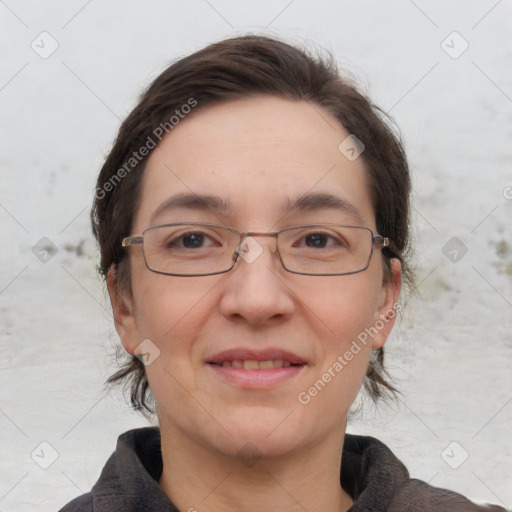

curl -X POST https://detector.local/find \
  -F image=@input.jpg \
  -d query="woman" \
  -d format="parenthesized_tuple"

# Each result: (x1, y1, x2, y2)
(60, 35, 506, 511)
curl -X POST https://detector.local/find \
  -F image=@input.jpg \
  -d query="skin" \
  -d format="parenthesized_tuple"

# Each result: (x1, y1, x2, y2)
(108, 95, 401, 512)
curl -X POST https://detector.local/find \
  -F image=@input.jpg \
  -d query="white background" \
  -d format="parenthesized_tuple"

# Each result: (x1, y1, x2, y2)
(1, 1, 511, 510)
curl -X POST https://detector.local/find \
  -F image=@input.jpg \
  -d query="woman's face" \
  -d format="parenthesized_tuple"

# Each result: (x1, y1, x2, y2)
(111, 95, 401, 458)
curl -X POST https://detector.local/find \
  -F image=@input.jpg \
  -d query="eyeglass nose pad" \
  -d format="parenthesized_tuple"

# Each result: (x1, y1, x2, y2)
(232, 240, 251, 263)
(232, 245, 243, 263)
(231, 237, 268, 267)
(232, 238, 253, 263)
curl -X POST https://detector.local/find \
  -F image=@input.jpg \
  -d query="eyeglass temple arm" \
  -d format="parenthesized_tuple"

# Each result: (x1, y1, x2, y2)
(373, 235, 390, 248)
(374, 235, 402, 257)
(122, 236, 143, 247)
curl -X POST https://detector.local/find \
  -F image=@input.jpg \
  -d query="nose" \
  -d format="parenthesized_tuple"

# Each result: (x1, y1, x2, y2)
(218, 236, 295, 326)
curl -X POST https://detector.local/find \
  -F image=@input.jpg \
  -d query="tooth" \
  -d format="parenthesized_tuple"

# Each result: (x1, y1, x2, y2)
(259, 360, 274, 369)
(273, 359, 284, 368)
(283, 361, 291, 367)
(222, 361, 231, 367)
(243, 360, 259, 370)
(232, 360, 243, 368)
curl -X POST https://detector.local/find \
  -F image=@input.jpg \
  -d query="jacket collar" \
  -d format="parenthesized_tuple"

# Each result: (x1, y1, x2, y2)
(88, 427, 497, 511)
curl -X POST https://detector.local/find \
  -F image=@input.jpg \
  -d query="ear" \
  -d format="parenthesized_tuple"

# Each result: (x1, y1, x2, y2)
(106, 264, 139, 356)
(371, 258, 402, 350)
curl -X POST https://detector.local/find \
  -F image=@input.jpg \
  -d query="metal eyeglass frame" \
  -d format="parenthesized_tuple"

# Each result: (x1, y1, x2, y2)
(121, 222, 392, 277)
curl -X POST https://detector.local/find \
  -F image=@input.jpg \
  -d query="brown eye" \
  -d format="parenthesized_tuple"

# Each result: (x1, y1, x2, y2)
(305, 233, 329, 248)
(180, 233, 205, 248)
(164, 231, 213, 250)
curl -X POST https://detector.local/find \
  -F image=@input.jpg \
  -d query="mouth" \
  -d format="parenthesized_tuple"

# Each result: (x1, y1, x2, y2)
(209, 359, 303, 369)
(206, 349, 307, 388)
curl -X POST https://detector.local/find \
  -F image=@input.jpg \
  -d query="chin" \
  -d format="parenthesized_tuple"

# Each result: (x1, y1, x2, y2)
(204, 406, 315, 458)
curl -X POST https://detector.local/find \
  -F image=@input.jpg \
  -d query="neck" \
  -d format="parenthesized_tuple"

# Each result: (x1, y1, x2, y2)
(158, 423, 353, 512)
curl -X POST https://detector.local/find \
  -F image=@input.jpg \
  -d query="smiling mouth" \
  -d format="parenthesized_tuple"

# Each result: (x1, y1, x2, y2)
(209, 360, 304, 370)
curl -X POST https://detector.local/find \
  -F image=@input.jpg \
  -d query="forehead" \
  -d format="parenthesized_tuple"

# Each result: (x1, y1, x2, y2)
(134, 95, 374, 230)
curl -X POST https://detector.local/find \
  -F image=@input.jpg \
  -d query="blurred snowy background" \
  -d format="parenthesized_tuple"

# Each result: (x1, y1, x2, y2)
(1, 1, 511, 510)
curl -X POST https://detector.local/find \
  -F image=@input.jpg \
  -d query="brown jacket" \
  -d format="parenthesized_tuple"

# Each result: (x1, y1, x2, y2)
(60, 427, 508, 511)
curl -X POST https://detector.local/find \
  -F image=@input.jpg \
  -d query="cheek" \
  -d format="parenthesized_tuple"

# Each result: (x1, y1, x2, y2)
(131, 261, 224, 353)
(296, 273, 381, 380)
(131, 274, 220, 405)
(297, 269, 382, 337)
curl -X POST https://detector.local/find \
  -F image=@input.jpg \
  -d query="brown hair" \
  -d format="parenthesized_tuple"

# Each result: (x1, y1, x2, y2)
(92, 35, 413, 414)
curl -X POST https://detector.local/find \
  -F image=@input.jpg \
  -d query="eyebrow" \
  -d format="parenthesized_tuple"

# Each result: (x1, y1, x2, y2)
(150, 192, 364, 225)
(282, 192, 365, 224)
(150, 193, 234, 224)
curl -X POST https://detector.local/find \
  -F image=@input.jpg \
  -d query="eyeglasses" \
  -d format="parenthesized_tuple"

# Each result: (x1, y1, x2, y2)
(121, 222, 391, 277)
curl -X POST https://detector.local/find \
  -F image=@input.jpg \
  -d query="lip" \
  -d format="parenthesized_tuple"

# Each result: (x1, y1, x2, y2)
(206, 348, 307, 389)
(207, 348, 307, 365)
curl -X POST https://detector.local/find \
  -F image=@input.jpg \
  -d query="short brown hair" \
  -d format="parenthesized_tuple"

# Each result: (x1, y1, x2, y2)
(92, 35, 413, 414)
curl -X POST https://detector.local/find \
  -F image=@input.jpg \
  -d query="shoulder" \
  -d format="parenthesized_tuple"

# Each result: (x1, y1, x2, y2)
(343, 434, 509, 512)
(390, 478, 509, 512)
(58, 492, 92, 512)
(58, 427, 162, 512)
